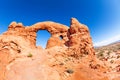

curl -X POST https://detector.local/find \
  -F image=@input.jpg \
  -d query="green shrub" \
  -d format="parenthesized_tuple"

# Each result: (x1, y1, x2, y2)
(107, 51, 111, 55)
(97, 51, 104, 58)
(27, 53, 33, 57)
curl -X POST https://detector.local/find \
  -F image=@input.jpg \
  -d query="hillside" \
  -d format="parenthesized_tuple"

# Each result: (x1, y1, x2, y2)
(95, 41, 120, 75)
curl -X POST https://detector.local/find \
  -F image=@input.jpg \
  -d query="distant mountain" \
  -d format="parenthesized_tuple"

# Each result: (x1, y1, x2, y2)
(95, 40, 120, 55)
(114, 40, 120, 43)
(94, 40, 120, 48)
(106, 40, 120, 46)
(95, 40, 120, 49)
(94, 35, 120, 47)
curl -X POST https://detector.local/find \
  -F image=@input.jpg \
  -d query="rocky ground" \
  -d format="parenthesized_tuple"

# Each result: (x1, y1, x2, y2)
(95, 42, 120, 76)
(0, 18, 120, 80)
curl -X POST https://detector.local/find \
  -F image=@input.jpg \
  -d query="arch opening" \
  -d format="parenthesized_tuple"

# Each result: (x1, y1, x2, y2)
(36, 30, 51, 49)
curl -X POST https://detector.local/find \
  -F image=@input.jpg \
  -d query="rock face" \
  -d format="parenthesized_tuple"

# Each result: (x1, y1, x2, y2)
(0, 18, 118, 80)
(67, 18, 95, 57)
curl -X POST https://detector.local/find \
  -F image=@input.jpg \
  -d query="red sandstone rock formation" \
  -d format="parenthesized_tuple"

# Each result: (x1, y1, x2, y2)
(0, 18, 118, 80)
(67, 18, 95, 57)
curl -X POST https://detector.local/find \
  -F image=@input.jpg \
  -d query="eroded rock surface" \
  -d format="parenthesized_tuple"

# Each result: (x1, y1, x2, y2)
(0, 18, 118, 80)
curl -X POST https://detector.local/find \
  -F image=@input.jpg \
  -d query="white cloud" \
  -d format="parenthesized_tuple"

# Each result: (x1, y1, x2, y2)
(94, 35, 120, 47)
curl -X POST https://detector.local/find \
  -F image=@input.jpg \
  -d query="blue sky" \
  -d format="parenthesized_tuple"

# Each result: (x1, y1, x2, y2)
(0, 0, 120, 47)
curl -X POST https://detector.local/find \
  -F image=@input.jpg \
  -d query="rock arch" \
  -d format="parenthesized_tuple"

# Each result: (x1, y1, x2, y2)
(6, 21, 69, 48)
(26, 22, 69, 48)
(2, 18, 95, 56)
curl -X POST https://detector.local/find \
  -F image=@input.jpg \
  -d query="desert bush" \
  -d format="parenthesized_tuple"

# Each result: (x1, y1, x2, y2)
(66, 69, 74, 74)
(97, 50, 104, 58)
(117, 55, 120, 59)
(27, 53, 33, 57)
(107, 51, 111, 55)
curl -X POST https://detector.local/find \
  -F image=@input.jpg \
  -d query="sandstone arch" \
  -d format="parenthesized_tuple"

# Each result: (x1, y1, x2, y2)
(7, 21, 69, 48)
(26, 22, 69, 48)
(3, 18, 94, 56)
